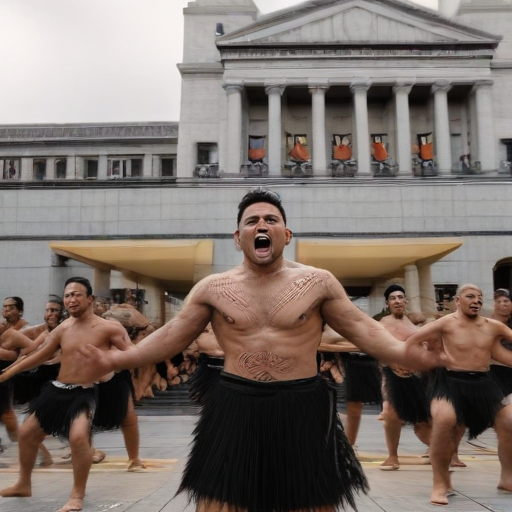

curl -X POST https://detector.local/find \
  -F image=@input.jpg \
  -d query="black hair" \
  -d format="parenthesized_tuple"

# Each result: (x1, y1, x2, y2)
(4, 296, 24, 312)
(237, 189, 286, 226)
(64, 276, 93, 297)
(384, 284, 406, 301)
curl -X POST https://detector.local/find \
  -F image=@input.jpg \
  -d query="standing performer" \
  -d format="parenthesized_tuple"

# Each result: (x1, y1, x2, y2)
(378, 284, 433, 470)
(188, 323, 224, 404)
(95, 304, 147, 471)
(63, 190, 445, 512)
(0, 277, 133, 512)
(320, 325, 382, 447)
(406, 284, 512, 505)
(489, 288, 512, 404)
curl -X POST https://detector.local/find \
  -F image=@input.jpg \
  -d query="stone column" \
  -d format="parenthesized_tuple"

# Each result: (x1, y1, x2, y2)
(20, 158, 32, 181)
(125, 159, 132, 177)
(66, 157, 76, 179)
(152, 155, 160, 177)
(350, 80, 372, 176)
(404, 264, 421, 313)
(460, 103, 469, 156)
(98, 155, 108, 180)
(75, 157, 84, 179)
(223, 80, 244, 175)
(474, 80, 496, 172)
(265, 80, 286, 176)
(143, 154, 153, 177)
(46, 157, 56, 180)
(93, 268, 111, 298)
(418, 263, 437, 319)
(432, 80, 452, 175)
(309, 80, 330, 175)
(393, 82, 413, 175)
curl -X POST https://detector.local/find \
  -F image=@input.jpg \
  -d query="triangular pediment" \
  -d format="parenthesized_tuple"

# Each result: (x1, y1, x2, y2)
(217, 0, 500, 46)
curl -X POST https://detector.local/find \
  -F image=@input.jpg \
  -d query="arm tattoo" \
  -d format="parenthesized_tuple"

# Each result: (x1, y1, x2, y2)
(268, 272, 327, 321)
(237, 352, 293, 381)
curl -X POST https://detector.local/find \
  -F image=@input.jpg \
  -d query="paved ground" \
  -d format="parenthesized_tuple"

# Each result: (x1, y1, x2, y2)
(0, 410, 511, 512)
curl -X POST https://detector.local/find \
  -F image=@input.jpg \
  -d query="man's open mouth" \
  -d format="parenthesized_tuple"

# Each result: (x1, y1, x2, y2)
(255, 235, 271, 251)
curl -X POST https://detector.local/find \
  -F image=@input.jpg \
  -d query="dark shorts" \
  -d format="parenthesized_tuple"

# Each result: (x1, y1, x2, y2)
(382, 366, 430, 424)
(188, 354, 224, 405)
(430, 368, 504, 439)
(490, 364, 512, 396)
(0, 361, 13, 416)
(178, 372, 368, 512)
(28, 381, 98, 441)
(93, 370, 134, 431)
(341, 352, 382, 404)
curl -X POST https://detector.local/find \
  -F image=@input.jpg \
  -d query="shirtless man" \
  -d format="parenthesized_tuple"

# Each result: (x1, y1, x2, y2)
(320, 325, 382, 447)
(489, 289, 512, 404)
(0, 297, 32, 448)
(189, 322, 225, 404)
(64, 190, 444, 512)
(378, 285, 433, 470)
(1, 297, 29, 332)
(406, 284, 512, 505)
(0, 276, 133, 512)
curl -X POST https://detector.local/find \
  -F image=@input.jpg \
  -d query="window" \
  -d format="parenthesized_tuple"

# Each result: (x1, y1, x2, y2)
(33, 159, 46, 180)
(107, 158, 143, 178)
(84, 159, 98, 179)
(3, 159, 20, 180)
(161, 158, 174, 177)
(197, 143, 218, 165)
(435, 284, 458, 314)
(55, 159, 67, 179)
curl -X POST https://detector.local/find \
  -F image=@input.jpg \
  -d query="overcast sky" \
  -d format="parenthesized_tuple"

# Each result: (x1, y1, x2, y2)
(0, 0, 438, 125)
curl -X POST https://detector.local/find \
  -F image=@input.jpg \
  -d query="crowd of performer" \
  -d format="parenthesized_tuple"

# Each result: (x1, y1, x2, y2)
(0, 189, 512, 512)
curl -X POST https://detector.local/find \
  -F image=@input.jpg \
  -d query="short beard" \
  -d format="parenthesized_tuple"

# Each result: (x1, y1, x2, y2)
(392, 312, 404, 319)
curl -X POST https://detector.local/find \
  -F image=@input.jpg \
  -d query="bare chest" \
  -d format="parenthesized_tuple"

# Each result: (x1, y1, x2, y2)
(208, 273, 326, 328)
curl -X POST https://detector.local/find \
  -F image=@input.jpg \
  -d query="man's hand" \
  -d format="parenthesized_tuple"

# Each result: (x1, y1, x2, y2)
(67, 344, 117, 383)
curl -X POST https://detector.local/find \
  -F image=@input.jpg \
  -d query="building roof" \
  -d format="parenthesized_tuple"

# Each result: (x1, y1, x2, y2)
(0, 122, 179, 145)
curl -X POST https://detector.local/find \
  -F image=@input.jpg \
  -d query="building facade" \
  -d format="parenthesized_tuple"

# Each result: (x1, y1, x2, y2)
(1, 0, 512, 325)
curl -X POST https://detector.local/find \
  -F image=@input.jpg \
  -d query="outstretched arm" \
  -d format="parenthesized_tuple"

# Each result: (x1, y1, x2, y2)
(320, 325, 359, 353)
(0, 329, 39, 354)
(0, 328, 62, 382)
(67, 280, 213, 383)
(321, 274, 444, 370)
(0, 348, 17, 361)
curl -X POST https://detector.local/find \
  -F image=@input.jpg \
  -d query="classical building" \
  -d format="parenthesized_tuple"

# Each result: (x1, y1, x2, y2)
(1, 0, 511, 325)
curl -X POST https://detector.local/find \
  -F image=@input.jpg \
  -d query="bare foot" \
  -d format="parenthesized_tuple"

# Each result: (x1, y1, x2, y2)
(39, 445, 54, 467)
(497, 484, 512, 491)
(1, 483, 32, 497)
(430, 488, 449, 506)
(92, 449, 106, 464)
(380, 456, 399, 471)
(127, 459, 147, 472)
(58, 496, 83, 512)
(450, 458, 467, 468)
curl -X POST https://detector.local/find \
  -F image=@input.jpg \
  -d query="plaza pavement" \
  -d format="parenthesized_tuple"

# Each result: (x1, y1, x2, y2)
(0, 410, 511, 512)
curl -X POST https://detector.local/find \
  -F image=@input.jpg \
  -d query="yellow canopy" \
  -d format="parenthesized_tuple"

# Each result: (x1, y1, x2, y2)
(296, 237, 462, 280)
(49, 239, 213, 291)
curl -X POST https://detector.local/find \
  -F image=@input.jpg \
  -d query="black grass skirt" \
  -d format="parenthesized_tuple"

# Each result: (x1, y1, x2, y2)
(178, 371, 369, 512)
(430, 368, 504, 439)
(382, 367, 430, 424)
(341, 353, 382, 404)
(93, 370, 134, 431)
(189, 354, 224, 405)
(489, 364, 512, 396)
(0, 361, 13, 415)
(13, 364, 60, 405)
(27, 381, 98, 441)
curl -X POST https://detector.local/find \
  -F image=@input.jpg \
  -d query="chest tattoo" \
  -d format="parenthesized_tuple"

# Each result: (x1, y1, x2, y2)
(208, 277, 254, 321)
(268, 272, 326, 321)
(237, 352, 293, 381)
